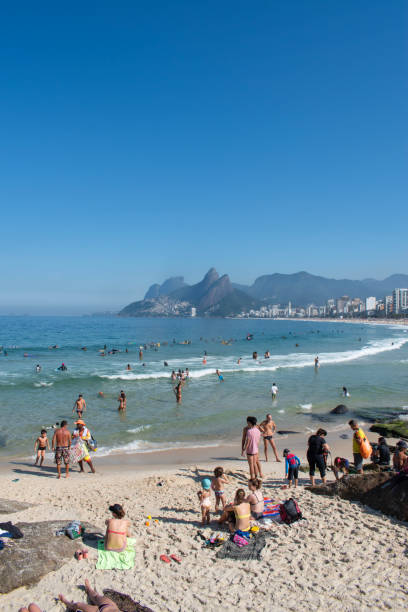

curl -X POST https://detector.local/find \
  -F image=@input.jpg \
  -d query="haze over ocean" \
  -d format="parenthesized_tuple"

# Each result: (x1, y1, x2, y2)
(1, 316, 407, 458)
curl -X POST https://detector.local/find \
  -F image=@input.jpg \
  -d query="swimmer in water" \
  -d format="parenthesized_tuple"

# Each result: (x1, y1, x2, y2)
(342, 386, 350, 397)
(127, 364, 131, 371)
(73, 394, 86, 418)
(171, 370, 176, 381)
(314, 356, 319, 368)
(215, 369, 224, 382)
(237, 358, 241, 365)
(203, 357, 207, 365)
(118, 390, 126, 411)
(35, 364, 41, 373)
(174, 381, 182, 403)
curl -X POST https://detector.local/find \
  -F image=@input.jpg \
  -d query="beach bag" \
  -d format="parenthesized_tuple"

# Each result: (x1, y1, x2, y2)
(233, 534, 249, 547)
(279, 499, 303, 525)
(86, 435, 98, 452)
(65, 520, 82, 539)
(359, 436, 372, 459)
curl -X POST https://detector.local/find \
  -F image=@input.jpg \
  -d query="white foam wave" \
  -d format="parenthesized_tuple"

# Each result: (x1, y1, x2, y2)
(34, 382, 54, 387)
(126, 425, 151, 434)
(300, 403, 312, 410)
(96, 440, 221, 457)
(97, 336, 408, 382)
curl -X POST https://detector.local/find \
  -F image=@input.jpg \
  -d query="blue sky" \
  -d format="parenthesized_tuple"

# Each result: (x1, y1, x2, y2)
(1, 1, 407, 313)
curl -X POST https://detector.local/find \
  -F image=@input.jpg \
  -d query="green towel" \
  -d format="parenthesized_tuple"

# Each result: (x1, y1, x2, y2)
(96, 537, 136, 570)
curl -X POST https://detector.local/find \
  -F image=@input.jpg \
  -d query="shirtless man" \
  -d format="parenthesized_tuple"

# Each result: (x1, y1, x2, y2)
(118, 390, 126, 411)
(52, 420, 71, 479)
(259, 414, 281, 462)
(174, 381, 182, 403)
(73, 394, 86, 418)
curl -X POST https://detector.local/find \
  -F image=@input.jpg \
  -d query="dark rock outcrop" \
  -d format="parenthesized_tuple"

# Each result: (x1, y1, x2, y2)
(330, 404, 348, 415)
(370, 421, 408, 439)
(0, 520, 100, 594)
(307, 472, 408, 521)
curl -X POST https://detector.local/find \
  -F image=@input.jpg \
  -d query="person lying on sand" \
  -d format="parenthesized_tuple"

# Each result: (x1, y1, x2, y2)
(59, 578, 120, 611)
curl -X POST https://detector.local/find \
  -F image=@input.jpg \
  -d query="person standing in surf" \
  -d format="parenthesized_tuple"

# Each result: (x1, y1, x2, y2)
(118, 390, 126, 411)
(73, 394, 86, 418)
(242, 416, 263, 480)
(174, 381, 182, 403)
(259, 414, 281, 462)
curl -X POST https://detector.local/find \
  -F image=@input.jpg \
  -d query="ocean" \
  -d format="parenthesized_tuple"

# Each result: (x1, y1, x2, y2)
(0, 316, 407, 459)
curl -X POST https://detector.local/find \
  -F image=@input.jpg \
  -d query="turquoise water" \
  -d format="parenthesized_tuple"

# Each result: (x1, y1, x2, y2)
(0, 316, 407, 458)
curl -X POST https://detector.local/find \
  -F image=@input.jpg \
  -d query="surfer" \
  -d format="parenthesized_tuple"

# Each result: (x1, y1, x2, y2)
(259, 414, 281, 462)
(73, 394, 86, 418)
(118, 390, 126, 411)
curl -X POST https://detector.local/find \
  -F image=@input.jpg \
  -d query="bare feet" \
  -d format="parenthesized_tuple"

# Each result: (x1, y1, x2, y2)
(58, 594, 75, 610)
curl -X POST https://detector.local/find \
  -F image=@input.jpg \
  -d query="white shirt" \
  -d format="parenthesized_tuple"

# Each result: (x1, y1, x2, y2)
(271, 385, 278, 395)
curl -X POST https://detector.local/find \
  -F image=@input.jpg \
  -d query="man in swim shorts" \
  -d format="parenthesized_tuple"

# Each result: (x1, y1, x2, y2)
(72, 394, 86, 418)
(260, 414, 281, 462)
(52, 420, 71, 479)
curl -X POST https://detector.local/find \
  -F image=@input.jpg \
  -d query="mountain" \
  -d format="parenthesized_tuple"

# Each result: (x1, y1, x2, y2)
(119, 269, 408, 317)
(144, 276, 187, 299)
(235, 272, 408, 305)
(119, 268, 252, 317)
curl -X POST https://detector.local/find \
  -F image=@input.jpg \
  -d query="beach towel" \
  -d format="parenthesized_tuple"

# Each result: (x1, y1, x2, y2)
(216, 532, 266, 561)
(262, 499, 281, 519)
(96, 537, 136, 570)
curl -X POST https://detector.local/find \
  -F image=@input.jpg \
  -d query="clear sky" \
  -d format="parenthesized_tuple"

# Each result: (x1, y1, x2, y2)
(1, 1, 407, 314)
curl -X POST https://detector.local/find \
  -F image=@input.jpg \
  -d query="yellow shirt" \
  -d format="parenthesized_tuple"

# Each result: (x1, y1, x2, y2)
(353, 428, 365, 453)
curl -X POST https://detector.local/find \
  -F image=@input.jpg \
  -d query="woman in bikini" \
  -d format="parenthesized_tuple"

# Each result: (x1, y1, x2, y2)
(219, 489, 251, 535)
(246, 478, 264, 520)
(104, 503, 131, 552)
(58, 578, 120, 612)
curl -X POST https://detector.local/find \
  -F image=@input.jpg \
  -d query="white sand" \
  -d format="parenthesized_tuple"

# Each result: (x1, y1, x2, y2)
(1, 447, 407, 612)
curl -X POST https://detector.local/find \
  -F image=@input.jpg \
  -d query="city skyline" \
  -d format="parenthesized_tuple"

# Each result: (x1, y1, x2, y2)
(1, 2, 407, 313)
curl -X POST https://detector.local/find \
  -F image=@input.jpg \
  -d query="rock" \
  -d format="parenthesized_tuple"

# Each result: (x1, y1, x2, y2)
(307, 472, 408, 521)
(0, 498, 33, 514)
(0, 520, 101, 594)
(330, 404, 348, 415)
(103, 589, 155, 612)
(277, 430, 300, 435)
(369, 421, 408, 439)
(339, 434, 349, 439)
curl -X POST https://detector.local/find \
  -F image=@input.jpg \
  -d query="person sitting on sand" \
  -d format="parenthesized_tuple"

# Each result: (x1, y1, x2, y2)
(220, 489, 251, 535)
(59, 578, 120, 612)
(333, 457, 350, 480)
(393, 441, 408, 471)
(372, 437, 390, 466)
(198, 478, 211, 525)
(211, 466, 229, 512)
(246, 478, 264, 519)
(307, 428, 329, 486)
(105, 503, 131, 552)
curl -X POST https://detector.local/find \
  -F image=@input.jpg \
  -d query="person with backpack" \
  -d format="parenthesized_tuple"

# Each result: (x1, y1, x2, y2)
(307, 428, 329, 485)
(348, 419, 371, 474)
(283, 448, 301, 488)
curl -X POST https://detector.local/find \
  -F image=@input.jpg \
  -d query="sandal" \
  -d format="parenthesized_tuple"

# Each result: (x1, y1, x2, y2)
(160, 554, 171, 563)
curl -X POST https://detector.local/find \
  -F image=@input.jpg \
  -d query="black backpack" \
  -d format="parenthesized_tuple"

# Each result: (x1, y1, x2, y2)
(279, 498, 303, 525)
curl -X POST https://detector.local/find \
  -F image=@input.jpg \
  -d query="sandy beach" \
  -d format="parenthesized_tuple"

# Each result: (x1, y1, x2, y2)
(1, 431, 407, 612)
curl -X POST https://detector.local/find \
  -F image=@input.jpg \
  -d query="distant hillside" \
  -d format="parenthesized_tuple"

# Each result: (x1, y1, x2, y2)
(234, 272, 408, 305)
(120, 269, 408, 317)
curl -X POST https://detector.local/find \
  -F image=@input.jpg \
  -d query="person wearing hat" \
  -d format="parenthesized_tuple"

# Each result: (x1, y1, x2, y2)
(197, 478, 212, 525)
(104, 503, 131, 552)
(73, 420, 95, 474)
(393, 440, 408, 471)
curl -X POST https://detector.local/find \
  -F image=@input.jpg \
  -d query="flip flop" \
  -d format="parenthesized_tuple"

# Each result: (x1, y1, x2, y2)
(160, 554, 171, 563)
(170, 554, 181, 564)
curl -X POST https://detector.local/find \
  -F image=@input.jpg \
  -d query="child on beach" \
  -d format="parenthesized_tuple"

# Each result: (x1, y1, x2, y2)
(34, 429, 50, 466)
(283, 448, 300, 488)
(198, 478, 211, 525)
(211, 466, 229, 512)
